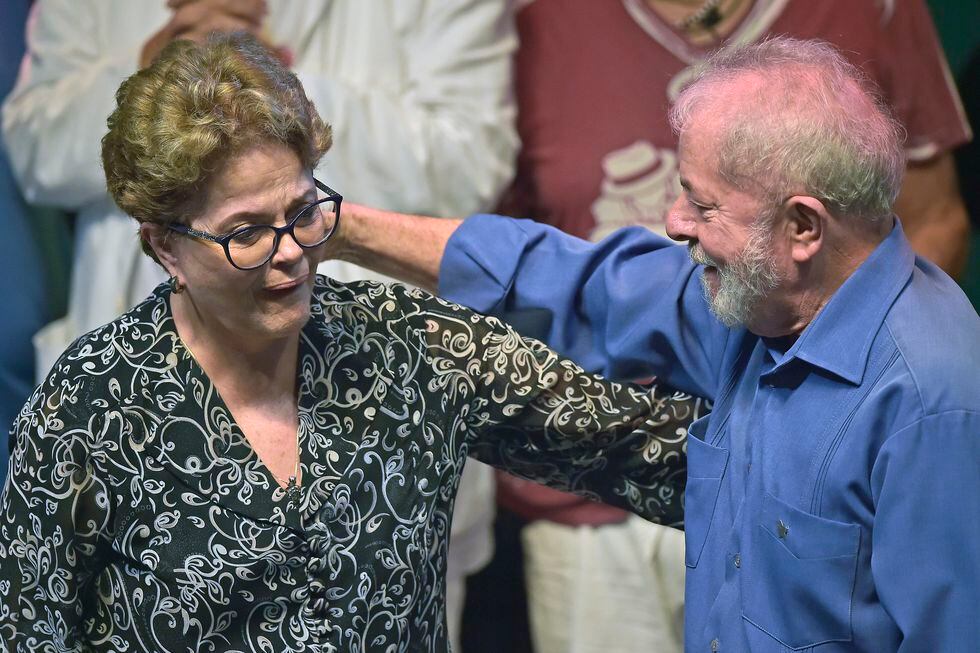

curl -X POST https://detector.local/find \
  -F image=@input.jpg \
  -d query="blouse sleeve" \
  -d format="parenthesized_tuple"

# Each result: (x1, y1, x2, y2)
(404, 287, 700, 528)
(0, 375, 113, 651)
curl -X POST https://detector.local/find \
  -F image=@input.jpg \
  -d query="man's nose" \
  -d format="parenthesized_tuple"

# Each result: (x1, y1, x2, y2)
(665, 196, 695, 242)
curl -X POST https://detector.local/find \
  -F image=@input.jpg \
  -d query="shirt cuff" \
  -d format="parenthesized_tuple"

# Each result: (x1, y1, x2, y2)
(440, 213, 528, 314)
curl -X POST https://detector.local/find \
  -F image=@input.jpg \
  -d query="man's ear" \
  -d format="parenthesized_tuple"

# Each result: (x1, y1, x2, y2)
(783, 196, 831, 263)
(140, 222, 180, 277)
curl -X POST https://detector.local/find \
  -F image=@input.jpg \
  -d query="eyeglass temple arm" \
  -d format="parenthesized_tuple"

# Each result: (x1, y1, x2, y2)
(169, 222, 224, 243)
(314, 177, 342, 201)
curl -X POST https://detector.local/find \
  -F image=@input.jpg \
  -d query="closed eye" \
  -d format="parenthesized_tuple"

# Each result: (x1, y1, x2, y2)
(687, 196, 715, 215)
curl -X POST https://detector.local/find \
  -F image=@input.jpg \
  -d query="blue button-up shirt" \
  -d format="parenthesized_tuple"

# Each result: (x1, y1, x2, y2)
(441, 215, 980, 651)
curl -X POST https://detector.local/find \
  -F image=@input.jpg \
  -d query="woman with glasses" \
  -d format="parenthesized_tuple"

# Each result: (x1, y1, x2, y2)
(0, 34, 697, 652)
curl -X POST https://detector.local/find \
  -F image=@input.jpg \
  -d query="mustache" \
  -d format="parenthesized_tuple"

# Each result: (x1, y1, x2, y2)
(688, 242, 718, 267)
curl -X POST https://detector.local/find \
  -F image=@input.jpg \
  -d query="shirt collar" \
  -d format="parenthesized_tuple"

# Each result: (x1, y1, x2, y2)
(765, 219, 914, 385)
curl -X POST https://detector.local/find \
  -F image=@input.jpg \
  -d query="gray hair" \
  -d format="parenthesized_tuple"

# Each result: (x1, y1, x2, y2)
(669, 37, 906, 222)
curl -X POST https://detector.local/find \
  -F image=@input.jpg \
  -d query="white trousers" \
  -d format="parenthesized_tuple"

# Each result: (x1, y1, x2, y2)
(522, 516, 685, 653)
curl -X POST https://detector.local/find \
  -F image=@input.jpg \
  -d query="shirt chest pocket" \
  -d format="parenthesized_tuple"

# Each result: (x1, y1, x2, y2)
(685, 417, 730, 568)
(742, 492, 861, 650)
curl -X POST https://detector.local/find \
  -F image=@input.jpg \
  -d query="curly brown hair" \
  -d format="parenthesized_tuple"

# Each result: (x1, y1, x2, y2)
(102, 32, 333, 261)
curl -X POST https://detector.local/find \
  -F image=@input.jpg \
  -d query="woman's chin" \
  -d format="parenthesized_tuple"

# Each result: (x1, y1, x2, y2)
(251, 291, 312, 339)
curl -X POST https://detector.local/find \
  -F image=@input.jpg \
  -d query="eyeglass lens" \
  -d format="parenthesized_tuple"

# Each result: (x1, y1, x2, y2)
(227, 198, 338, 269)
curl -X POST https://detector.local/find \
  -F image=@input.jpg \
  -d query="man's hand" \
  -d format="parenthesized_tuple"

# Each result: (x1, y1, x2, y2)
(140, 0, 268, 69)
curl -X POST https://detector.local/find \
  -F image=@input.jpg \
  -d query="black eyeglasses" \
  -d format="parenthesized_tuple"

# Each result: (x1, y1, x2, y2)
(167, 178, 342, 270)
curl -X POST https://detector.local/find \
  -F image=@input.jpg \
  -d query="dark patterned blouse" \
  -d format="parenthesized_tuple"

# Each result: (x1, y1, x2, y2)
(0, 277, 698, 653)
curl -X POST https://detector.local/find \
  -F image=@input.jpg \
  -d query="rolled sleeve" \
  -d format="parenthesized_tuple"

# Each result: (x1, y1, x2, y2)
(439, 214, 726, 396)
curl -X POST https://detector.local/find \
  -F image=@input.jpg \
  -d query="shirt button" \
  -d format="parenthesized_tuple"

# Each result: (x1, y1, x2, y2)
(710, 638, 720, 652)
(734, 553, 741, 568)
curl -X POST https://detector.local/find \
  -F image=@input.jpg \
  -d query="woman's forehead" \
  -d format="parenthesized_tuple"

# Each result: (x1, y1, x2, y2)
(200, 143, 314, 221)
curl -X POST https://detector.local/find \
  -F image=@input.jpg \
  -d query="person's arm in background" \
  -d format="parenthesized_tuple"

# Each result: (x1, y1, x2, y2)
(1, 0, 260, 210)
(871, 0, 973, 278)
(155, 0, 517, 218)
(292, 0, 518, 218)
(141, 0, 265, 68)
(2, 0, 134, 209)
(893, 153, 971, 277)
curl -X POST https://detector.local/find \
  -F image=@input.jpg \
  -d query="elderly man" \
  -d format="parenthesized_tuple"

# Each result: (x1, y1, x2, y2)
(331, 38, 979, 651)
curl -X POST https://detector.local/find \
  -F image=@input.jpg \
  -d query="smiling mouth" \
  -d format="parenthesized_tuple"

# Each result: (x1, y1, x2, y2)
(688, 242, 719, 270)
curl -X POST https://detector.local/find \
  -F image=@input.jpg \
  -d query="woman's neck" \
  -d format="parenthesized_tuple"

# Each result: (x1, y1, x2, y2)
(170, 293, 300, 407)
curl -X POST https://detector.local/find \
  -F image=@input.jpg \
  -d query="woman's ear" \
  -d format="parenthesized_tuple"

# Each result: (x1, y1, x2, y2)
(140, 222, 180, 277)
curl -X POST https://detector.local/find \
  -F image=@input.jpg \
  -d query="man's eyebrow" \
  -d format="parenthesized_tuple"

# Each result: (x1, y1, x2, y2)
(679, 177, 702, 200)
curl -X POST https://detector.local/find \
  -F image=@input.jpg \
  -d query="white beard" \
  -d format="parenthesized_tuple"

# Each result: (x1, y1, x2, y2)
(688, 223, 781, 328)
